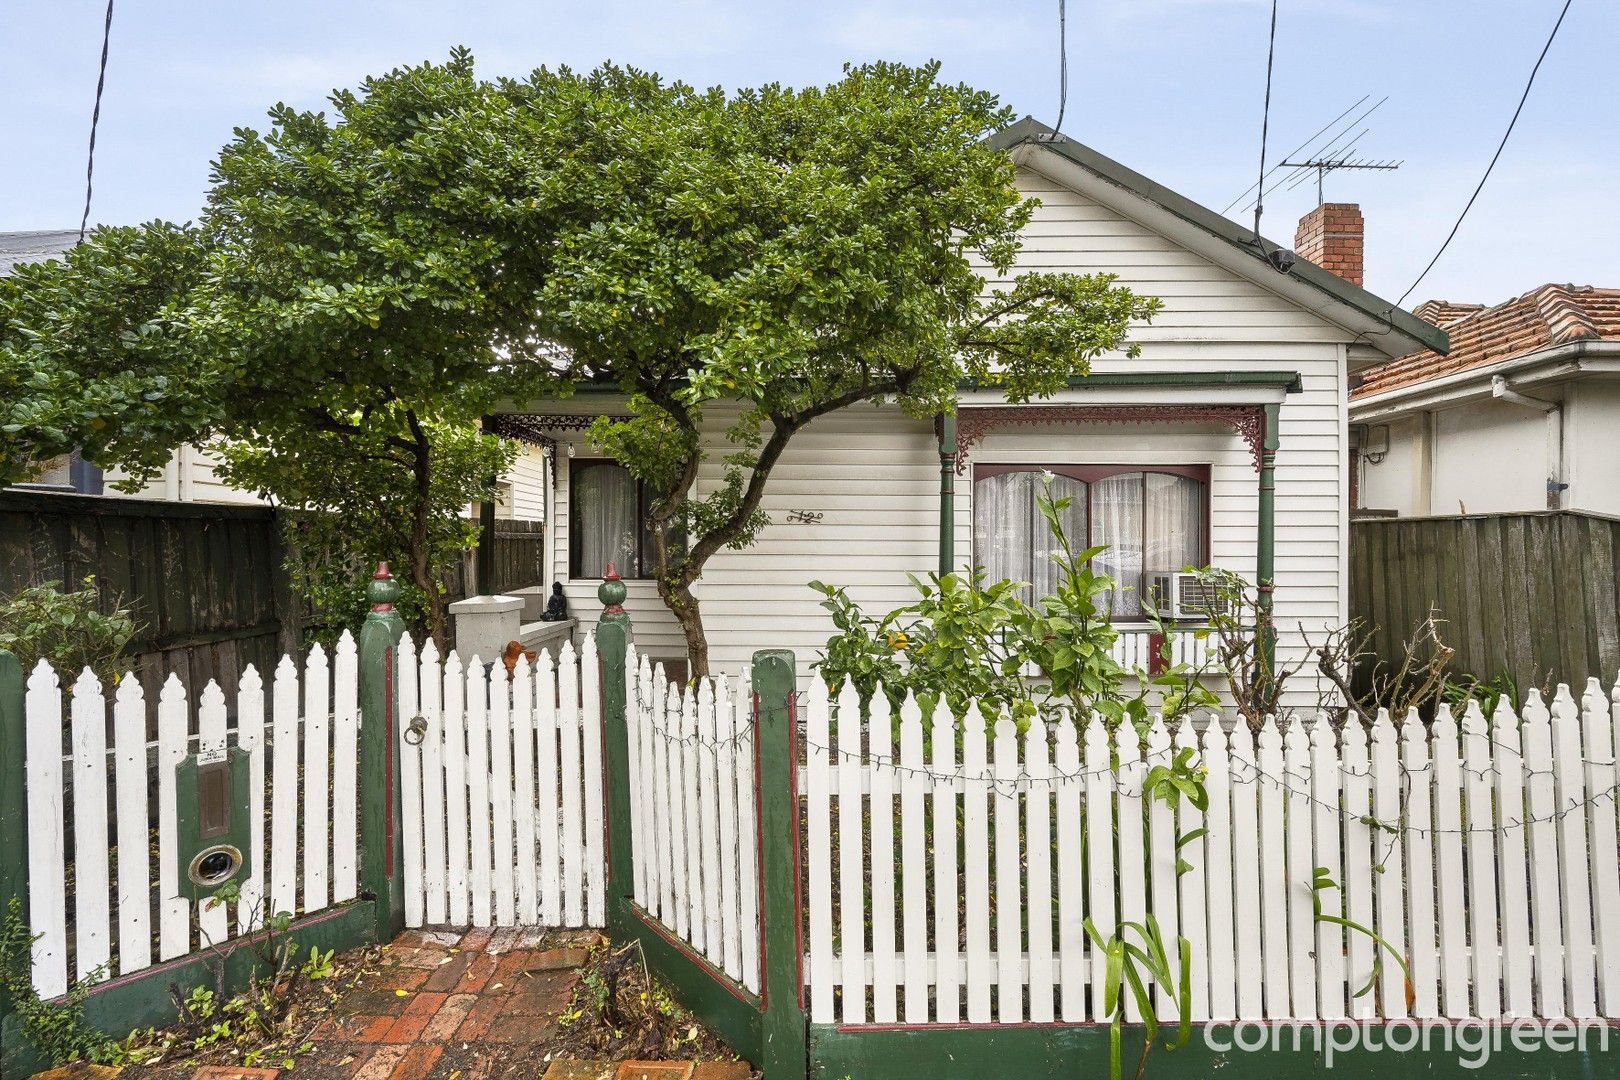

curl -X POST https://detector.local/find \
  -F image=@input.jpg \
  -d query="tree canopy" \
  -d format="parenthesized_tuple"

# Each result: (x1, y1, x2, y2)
(0, 52, 1157, 661)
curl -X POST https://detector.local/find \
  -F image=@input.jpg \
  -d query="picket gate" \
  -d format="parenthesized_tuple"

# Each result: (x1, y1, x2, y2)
(396, 635, 605, 931)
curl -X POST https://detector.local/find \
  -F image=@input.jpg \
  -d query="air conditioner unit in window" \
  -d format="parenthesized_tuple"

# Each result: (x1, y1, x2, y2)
(1145, 571, 1229, 621)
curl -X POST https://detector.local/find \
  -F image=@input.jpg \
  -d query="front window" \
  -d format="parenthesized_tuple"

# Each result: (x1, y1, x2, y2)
(569, 460, 682, 579)
(972, 465, 1207, 619)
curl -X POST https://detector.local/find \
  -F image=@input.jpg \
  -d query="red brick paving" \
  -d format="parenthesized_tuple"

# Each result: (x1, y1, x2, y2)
(189, 926, 749, 1080)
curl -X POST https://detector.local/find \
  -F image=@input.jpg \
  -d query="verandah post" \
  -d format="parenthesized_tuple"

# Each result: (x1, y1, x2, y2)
(359, 562, 407, 944)
(595, 565, 635, 927)
(752, 650, 808, 1080)
(0, 649, 27, 1042)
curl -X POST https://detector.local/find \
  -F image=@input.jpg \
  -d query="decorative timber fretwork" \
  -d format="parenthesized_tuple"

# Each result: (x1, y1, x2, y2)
(954, 403, 1268, 473)
(486, 413, 633, 487)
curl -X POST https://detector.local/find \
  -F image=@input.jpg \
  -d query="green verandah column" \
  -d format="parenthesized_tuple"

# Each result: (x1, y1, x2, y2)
(752, 651, 808, 1080)
(359, 563, 407, 945)
(1256, 401, 1281, 703)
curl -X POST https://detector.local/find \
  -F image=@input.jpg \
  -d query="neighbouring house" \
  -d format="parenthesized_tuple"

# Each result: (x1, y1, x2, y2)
(486, 118, 1449, 710)
(1350, 283, 1620, 517)
(0, 229, 551, 522)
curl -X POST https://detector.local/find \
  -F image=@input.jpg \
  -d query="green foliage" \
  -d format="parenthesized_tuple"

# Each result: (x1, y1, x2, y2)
(1441, 671, 1516, 718)
(0, 223, 220, 486)
(224, 422, 512, 641)
(0, 577, 137, 685)
(1, 53, 1157, 659)
(811, 474, 1218, 729)
(1311, 866, 1413, 1006)
(0, 898, 116, 1066)
(1083, 914, 1193, 1080)
(506, 60, 1160, 670)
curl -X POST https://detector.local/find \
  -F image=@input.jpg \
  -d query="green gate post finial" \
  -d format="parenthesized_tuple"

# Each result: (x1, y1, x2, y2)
(0, 648, 27, 1033)
(752, 650, 808, 1080)
(359, 562, 407, 945)
(596, 564, 635, 928)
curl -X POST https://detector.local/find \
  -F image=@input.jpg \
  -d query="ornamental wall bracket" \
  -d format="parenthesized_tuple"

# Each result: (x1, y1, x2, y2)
(954, 403, 1267, 474)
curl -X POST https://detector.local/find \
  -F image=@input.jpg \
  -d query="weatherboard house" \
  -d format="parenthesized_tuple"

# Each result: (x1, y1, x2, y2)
(485, 119, 1448, 712)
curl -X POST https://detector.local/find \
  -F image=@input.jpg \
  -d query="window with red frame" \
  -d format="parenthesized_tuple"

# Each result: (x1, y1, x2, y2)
(971, 464, 1209, 620)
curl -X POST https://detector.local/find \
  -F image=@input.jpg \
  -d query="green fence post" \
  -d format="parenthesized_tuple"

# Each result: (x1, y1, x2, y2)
(0, 649, 27, 1051)
(359, 562, 406, 945)
(595, 566, 635, 926)
(752, 650, 807, 1080)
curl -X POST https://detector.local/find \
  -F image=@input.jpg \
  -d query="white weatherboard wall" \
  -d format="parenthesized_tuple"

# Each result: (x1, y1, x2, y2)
(545, 164, 1356, 713)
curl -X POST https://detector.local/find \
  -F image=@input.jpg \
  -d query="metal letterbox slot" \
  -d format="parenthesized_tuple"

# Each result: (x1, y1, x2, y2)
(198, 760, 230, 839)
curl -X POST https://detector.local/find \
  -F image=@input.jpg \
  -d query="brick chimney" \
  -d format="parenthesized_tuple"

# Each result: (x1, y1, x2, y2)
(1294, 202, 1364, 287)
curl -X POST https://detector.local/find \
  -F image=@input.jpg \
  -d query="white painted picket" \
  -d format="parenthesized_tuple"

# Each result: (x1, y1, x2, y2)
(21, 634, 362, 996)
(398, 637, 607, 931)
(800, 678, 1620, 1027)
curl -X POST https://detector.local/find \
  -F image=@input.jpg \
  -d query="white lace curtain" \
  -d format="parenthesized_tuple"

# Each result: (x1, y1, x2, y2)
(573, 462, 639, 578)
(972, 469, 1204, 619)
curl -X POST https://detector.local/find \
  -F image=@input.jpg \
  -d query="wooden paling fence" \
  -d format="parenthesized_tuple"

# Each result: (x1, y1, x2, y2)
(396, 635, 606, 931)
(798, 678, 1620, 1026)
(18, 635, 362, 999)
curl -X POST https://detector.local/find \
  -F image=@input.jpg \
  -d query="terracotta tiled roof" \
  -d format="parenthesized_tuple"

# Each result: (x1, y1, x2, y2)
(1352, 284, 1620, 399)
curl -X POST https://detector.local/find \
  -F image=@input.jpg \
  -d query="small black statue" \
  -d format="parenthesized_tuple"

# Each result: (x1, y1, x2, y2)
(540, 581, 570, 622)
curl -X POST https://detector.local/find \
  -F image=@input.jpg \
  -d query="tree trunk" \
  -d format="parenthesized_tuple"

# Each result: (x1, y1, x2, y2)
(405, 414, 446, 651)
(659, 578, 710, 679)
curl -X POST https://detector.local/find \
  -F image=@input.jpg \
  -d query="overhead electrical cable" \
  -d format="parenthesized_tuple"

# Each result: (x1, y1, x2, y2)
(79, 0, 116, 243)
(1397, 0, 1574, 306)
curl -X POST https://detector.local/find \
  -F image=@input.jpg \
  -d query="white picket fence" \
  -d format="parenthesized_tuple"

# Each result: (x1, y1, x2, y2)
(801, 676, 1620, 1026)
(623, 647, 762, 995)
(21, 635, 361, 999)
(396, 635, 606, 931)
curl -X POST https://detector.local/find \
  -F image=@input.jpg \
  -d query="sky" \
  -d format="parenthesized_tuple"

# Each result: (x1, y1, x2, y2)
(3, 0, 1615, 308)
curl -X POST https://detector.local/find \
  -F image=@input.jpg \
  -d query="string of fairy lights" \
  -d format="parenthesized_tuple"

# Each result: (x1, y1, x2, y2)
(629, 681, 1620, 841)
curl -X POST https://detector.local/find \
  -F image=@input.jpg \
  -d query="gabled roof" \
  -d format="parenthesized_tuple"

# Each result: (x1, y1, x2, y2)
(1352, 284, 1620, 399)
(0, 230, 78, 276)
(988, 118, 1449, 360)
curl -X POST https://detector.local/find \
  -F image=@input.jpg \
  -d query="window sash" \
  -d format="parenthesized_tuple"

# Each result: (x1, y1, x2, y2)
(971, 464, 1209, 620)
(569, 460, 684, 580)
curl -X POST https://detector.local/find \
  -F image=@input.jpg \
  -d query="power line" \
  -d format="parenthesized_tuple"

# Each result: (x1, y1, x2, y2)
(1249, 0, 1280, 244)
(1053, 0, 1069, 136)
(78, 0, 116, 244)
(1397, 0, 1575, 307)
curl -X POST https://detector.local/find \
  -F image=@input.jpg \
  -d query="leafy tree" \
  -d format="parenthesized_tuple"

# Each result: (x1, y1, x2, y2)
(1, 52, 543, 641)
(512, 61, 1160, 674)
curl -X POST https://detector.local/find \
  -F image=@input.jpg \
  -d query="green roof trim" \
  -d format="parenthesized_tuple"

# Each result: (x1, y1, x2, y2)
(958, 370, 1303, 393)
(989, 117, 1449, 357)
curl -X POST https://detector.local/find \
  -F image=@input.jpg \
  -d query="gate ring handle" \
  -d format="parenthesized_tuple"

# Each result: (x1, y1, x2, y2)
(404, 715, 428, 746)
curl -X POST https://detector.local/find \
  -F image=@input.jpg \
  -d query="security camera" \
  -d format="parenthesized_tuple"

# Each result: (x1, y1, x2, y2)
(1267, 247, 1297, 274)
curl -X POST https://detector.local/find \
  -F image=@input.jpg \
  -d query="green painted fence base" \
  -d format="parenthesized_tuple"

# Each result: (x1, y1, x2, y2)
(0, 902, 376, 1080)
(608, 898, 762, 1065)
(808, 1021, 1620, 1080)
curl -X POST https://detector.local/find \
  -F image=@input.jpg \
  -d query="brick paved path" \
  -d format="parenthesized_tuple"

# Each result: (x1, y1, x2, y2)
(182, 928, 748, 1080)
(303, 927, 592, 1080)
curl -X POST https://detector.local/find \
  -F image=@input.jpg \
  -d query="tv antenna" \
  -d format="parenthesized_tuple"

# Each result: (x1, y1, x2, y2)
(1277, 154, 1402, 205)
(1224, 95, 1399, 217)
